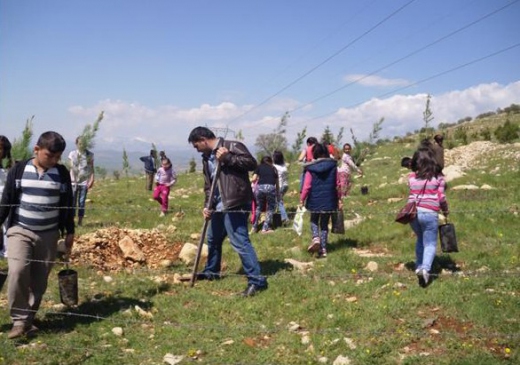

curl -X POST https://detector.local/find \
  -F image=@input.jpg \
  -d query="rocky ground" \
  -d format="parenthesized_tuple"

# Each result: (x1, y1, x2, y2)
(70, 226, 183, 272)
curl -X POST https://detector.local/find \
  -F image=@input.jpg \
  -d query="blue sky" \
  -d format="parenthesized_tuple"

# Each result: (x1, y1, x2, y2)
(1, 0, 519, 158)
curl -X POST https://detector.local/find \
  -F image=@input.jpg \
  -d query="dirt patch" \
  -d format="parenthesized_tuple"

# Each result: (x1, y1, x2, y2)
(70, 227, 183, 272)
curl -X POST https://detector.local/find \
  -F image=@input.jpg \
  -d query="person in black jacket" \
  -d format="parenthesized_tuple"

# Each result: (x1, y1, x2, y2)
(188, 127, 267, 297)
(139, 149, 157, 191)
(0, 131, 75, 339)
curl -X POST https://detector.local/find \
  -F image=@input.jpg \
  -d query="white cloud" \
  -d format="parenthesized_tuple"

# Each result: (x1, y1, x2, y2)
(343, 74, 411, 87)
(290, 80, 520, 144)
(65, 80, 520, 151)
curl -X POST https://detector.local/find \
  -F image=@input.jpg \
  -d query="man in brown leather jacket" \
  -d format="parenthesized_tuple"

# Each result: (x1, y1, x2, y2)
(188, 127, 268, 297)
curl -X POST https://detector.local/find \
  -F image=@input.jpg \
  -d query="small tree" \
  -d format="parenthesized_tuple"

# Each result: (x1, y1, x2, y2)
(291, 126, 307, 159)
(122, 148, 130, 181)
(151, 142, 159, 168)
(335, 127, 344, 146)
(235, 130, 244, 141)
(320, 126, 335, 145)
(189, 157, 197, 173)
(350, 117, 384, 166)
(11, 116, 34, 162)
(254, 112, 289, 157)
(77, 111, 104, 152)
(421, 94, 434, 142)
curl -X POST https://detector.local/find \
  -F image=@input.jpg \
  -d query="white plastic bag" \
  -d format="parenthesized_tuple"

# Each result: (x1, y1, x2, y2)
(293, 206, 306, 236)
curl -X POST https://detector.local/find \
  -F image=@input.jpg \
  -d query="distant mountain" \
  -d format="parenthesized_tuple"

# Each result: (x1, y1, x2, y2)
(63, 147, 201, 174)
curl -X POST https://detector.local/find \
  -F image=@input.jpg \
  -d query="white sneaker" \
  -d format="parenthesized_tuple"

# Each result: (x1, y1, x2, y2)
(159, 212, 166, 217)
(422, 269, 430, 285)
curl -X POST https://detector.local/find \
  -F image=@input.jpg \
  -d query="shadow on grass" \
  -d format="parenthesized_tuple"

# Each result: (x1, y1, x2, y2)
(0, 295, 155, 342)
(41, 295, 154, 333)
(404, 254, 460, 287)
(328, 236, 359, 254)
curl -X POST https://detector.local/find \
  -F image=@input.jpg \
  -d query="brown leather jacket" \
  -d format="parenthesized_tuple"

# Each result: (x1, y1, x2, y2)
(202, 140, 257, 210)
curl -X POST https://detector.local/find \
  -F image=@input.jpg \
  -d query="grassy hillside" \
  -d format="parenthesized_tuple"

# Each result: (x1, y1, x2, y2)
(0, 116, 519, 364)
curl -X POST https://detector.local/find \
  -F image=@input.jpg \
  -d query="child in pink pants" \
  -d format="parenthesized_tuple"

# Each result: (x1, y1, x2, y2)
(153, 158, 177, 216)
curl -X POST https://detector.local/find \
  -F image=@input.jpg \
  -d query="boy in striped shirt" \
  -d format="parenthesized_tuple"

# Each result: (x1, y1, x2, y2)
(0, 131, 75, 339)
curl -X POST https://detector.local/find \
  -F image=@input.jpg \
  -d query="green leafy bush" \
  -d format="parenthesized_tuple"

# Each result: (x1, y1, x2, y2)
(494, 120, 520, 143)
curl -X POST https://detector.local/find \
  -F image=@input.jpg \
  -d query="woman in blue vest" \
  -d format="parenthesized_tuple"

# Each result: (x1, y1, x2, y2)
(300, 143, 342, 258)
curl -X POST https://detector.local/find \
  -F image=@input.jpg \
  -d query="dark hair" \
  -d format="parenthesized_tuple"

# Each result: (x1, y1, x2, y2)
(188, 126, 216, 143)
(150, 149, 156, 156)
(434, 134, 444, 145)
(306, 137, 318, 145)
(411, 147, 438, 179)
(261, 155, 273, 165)
(312, 143, 329, 159)
(272, 150, 285, 165)
(0, 135, 13, 169)
(162, 158, 172, 166)
(343, 143, 352, 150)
(400, 156, 412, 169)
(36, 131, 66, 153)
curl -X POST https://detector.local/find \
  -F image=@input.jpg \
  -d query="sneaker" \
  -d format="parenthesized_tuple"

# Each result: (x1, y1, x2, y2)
(422, 269, 430, 286)
(7, 325, 25, 339)
(417, 269, 429, 287)
(318, 249, 327, 258)
(261, 229, 274, 234)
(7, 324, 37, 339)
(159, 212, 166, 217)
(307, 237, 320, 253)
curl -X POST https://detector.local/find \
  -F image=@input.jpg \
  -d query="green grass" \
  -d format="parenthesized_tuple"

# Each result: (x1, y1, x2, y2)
(0, 137, 519, 364)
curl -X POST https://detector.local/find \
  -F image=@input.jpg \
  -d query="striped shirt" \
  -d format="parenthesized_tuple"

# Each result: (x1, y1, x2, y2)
(408, 172, 448, 213)
(13, 161, 63, 231)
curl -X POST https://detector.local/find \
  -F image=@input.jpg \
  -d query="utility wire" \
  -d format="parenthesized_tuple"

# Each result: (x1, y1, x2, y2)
(287, 0, 520, 117)
(229, 0, 418, 124)
(305, 41, 520, 123)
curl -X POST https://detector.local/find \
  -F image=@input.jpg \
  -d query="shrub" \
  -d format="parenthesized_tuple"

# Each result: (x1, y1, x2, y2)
(480, 128, 492, 141)
(494, 120, 520, 143)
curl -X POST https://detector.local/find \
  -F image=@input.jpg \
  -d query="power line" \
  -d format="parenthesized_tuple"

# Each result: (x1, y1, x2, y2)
(304, 41, 520, 123)
(287, 0, 520, 117)
(229, 0, 419, 124)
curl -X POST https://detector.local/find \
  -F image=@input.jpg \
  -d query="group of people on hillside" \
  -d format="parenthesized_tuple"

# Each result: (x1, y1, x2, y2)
(0, 127, 448, 341)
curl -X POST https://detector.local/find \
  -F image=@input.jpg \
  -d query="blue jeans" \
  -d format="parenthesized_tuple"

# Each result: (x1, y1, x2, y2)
(203, 204, 267, 288)
(410, 209, 438, 273)
(252, 184, 277, 231)
(73, 184, 89, 218)
(278, 185, 289, 221)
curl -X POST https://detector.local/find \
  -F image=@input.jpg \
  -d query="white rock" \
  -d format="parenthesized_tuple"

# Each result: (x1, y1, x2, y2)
(112, 327, 124, 336)
(442, 165, 465, 182)
(365, 261, 378, 272)
(284, 259, 314, 272)
(318, 357, 328, 363)
(103, 276, 113, 283)
(179, 243, 208, 266)
(333, 355, 351, 365)
(135, 305, 154, 318)
(163, 354, 184, 365)
(451, 184, 479, 190)
(301, 334, 311, 345)
(344, 337, 357, 349)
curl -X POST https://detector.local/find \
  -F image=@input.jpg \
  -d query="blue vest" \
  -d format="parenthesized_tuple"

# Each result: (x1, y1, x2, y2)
(305, 158, 338, 212)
